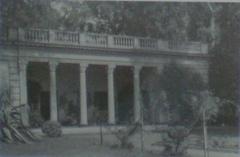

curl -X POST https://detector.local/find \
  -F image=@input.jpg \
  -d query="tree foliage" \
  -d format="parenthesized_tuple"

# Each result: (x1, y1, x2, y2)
(150, 63, 221, 156)
(160, 62, 206, 125)
(142, 62, 220, 125)
(208, 3, 240, 125)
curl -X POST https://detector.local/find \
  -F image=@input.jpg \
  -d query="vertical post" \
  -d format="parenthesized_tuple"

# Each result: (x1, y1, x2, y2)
(0, 0, 2, 42)
(134, 38, 140, 49)
(203, 105, 209, 157)
(49, 30, 55, 43)
(238, 106, 240, 156)
(133, 65, 142, 122)
(17, 28, 25, 41)
(238, 48, 240, 156)
(99, 122, 103, 145)
(49, 61, 58, 121)
(80, 33, 86, 46)
(107, 64, 116, 124)
(80, 63, 88, 125)
(108, 35, 114, 48)
(19, 59, 29, 126)
(140, 91, 144, 152)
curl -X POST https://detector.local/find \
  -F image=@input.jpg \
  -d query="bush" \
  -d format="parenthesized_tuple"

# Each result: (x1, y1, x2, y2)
(29, 112, 44, 128)
(162, 126, 189, 156)
(41, 121, 62, 137)
(109, 123, 140, 149)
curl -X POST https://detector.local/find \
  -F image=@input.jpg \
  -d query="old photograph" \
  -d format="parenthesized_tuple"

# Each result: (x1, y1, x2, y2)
(0, 0, 239, 157)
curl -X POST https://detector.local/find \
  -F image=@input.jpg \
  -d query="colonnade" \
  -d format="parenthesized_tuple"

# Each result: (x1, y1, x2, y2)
(19, 60, 145, 125)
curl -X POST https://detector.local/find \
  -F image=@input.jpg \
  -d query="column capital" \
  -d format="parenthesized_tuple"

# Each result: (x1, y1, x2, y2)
(107, 64, 116, 73)
(80, 63, 88, 73)
(134, 65, 142, 71)
(19, 58, 28, 65)
(108, 64, 116, 69)
(19, 59, 29, 71)
(49, 61, 59, 72)
(133, 65, 142, 77)
(80, 63, 88, 68)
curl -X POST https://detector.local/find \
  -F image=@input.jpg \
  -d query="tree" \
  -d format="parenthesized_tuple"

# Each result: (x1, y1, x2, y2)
(1, 0, 62, 31)
(208, 3, 240, 125)
(56, 1, 92, 31)
(159, 62, 206, 125)
(85, 2, 191, 40)
(147, 62, 221, 156)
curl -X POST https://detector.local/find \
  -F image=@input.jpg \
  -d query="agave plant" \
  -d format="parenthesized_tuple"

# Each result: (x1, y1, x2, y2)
(0, 90, 40, 143)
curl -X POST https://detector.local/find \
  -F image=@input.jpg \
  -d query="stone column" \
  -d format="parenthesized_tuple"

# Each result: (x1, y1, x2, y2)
(19, 59, 29, 126)
(49, 61, 58, 121)
(133, 65, 142, 122)
(107, 64, 116, 124)
(79, 63, 88, 125)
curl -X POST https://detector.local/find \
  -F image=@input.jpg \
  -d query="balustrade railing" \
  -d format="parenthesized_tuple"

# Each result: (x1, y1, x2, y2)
(55, 31, 79, 43)
(113, 36, 135, 48)
(7, 28, 207, 54)
(24, 29, 49, 42)
(85, 33, 108, 47)
(139, 38, 158, 49)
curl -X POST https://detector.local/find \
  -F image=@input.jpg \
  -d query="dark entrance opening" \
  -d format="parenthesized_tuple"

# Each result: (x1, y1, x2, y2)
(57, 63, 80, 126)
(40, 91, 50, 121)
(115, 66, 134, 124)
(27, 62, 50, 128)
(87, 65, 108, 125)
(94, 91, 108, 124)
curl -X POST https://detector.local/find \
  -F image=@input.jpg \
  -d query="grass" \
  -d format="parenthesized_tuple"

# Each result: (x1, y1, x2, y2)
(0, 126, 238, 157)
(0, 134, 159, 157)
(192, 126, 238, 137)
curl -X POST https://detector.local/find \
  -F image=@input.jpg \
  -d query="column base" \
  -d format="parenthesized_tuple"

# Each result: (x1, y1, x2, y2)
(79, 124, 88, 127)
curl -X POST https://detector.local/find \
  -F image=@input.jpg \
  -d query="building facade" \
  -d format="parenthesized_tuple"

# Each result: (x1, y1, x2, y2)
(0, 28, 208, 127)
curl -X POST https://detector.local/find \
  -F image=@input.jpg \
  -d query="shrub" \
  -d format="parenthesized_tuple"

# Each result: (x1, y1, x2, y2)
(162, 126, 189, 156)
(29, 112, 44, 128)
(109, 123, 140, 149)
(41, 121, 62, 137)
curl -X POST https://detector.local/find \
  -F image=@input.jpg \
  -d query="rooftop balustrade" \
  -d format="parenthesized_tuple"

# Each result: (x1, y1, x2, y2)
(6, 28, 208, 54)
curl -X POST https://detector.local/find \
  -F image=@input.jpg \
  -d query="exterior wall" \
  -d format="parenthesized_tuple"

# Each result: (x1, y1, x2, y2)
(8, 58, 21, 106)
(0, 61, 10, 92)
(0, 48, 19, 106)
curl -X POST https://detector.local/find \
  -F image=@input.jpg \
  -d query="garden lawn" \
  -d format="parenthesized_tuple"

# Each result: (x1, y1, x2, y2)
(0, 127, 238, 157)
(192, 126, 238, 137)
(0, 133, 159, 157)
